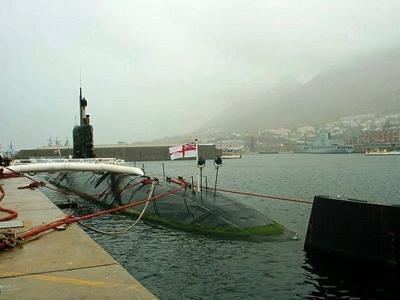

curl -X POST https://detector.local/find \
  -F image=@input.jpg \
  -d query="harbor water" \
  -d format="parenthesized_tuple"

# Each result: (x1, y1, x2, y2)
(42, 154, 400, 299)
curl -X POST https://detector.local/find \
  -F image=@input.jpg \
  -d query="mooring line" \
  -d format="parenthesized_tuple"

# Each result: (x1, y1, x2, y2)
(204, 187, 313, 205)
(78, 181, 158, 235)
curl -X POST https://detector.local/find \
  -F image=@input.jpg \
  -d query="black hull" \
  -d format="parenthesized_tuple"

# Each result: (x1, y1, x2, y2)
(305, 195, 400, 267)
(47, 171, 292, 240)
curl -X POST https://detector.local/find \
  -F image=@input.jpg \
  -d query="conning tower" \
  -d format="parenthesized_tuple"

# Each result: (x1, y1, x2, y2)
(73, 87, 95, 158)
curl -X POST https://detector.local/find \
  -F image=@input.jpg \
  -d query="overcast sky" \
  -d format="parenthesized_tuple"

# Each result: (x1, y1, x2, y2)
(1, 0, 400, 149)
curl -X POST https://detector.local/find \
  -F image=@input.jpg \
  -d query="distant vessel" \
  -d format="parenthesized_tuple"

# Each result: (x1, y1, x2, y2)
(1, 142, 15, 158)
(365, 149, 400, 156)
(258, 151, 279, 154)
(220, 148, 242, 159)
(295, 130, 353, 154)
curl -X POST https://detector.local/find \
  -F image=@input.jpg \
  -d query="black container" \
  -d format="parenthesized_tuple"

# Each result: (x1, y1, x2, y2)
(305, 195, 400, 267)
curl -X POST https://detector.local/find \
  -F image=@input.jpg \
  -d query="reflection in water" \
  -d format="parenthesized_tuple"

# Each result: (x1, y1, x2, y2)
(303, 252, 400, 299)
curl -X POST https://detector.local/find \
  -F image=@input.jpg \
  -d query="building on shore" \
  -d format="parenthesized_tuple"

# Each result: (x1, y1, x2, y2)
(349, 126, 400, 153)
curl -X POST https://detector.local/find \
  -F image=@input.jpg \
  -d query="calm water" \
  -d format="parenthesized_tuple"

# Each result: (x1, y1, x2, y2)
(43, 154, 400, 299)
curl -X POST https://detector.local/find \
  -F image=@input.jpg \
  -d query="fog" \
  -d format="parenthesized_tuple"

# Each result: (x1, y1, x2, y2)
(1, 0, 400, 149)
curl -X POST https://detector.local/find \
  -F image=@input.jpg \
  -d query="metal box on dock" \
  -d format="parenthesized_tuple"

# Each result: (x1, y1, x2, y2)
(304, 195, 400, 267)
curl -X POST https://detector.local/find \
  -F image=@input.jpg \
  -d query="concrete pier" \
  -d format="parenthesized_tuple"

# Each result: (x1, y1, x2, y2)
(0, 177, 156, 299)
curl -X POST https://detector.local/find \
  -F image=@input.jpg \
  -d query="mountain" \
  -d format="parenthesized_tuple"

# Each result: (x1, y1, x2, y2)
(204, 48, 400, 133)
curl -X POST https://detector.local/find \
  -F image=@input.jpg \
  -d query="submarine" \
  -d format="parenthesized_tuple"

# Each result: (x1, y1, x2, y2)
(44, 87, 291, 240)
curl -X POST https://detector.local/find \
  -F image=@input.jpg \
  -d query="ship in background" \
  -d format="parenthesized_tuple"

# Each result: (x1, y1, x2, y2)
(221, 148, 242, 159)
(0, 142, 16, 158)
(217, 140, 243, 159)
(365, 149, 400, 156)
(295, 130, 353, 154)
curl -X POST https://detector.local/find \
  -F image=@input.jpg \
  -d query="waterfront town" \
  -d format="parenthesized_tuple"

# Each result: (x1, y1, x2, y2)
(3, 113, 400, 159)
(196, 112, 400, 154)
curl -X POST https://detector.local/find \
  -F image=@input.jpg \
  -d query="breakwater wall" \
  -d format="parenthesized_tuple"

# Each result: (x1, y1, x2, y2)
(15, 144, 221, 161)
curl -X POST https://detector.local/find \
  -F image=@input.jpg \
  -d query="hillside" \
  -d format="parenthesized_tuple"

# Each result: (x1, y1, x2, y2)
(204, 49, 400, 133)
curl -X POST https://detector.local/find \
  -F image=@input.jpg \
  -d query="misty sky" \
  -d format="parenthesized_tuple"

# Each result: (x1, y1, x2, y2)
(1, 0, 400, 149)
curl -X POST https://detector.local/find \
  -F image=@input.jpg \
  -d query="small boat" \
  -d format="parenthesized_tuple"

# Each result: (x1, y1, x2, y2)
(258, 151, 279, 154)
(365, 149, 400, 156)
(220, 148, 242, 159)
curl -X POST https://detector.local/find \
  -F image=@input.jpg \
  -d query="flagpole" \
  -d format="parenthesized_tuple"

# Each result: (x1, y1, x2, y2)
(195, 138, 200, 193)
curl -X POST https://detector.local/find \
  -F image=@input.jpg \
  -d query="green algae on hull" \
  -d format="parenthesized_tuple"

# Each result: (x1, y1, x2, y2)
(48, 173, 291, 240)
(124, 209, 286, 238)
(56, 185, 287, 239)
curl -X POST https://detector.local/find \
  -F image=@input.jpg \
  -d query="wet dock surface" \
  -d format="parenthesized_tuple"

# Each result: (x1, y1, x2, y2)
(0, 177, 156, 300)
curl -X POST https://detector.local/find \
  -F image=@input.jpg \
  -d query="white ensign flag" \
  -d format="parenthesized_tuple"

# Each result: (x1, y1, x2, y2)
(169, 143, 197, 160)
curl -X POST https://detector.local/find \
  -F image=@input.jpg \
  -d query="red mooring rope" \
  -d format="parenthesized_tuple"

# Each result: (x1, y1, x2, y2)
(19, 185, 184, 240)
(167, 177, 312, 205)
(209, 187, 313, 205)
(0, 184, 19, 222)
(0, 169, 186, 247)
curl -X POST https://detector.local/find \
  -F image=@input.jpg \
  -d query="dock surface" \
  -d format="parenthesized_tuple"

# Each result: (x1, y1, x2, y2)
(0, 177, 156, 300)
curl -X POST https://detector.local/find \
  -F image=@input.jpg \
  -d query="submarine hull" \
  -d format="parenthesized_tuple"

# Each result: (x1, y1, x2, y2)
(47, 171, 291, 240)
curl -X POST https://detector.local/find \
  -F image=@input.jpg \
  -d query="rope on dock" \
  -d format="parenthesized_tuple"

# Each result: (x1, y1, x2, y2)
(0, 184, 18, 222)
(0, 184, 20, 250)
(0, 170, 187, 250)
(18, 182, 184, 242)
